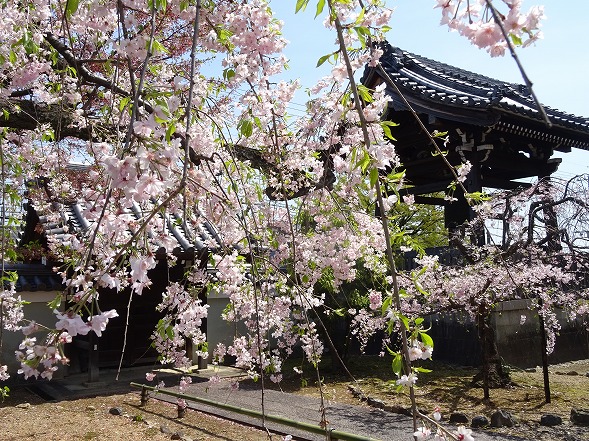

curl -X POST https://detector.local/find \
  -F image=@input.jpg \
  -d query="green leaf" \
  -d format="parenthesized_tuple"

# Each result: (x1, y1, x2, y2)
(166, 326, 174, 340)
(42, 128, 55, 142)
(1, 271, 18, 284)
(316, 53, 332, 68)
(387, 169, 405, 183)
(315, 0, 325, 17)
(149, 39, 169, 55)
(119, 96, 131, 113)
(381, 120, 398, 141)
(223, 68, 235, 82)
(384, 344, 397, 356)
(165, 121, 176, 142)
(399, 313, 410, 331)
(66, 0, 80, 18)
(356, 7, 366, 25)
(419, 331, 434, 348)
(414, 366, 433, 373)
(466, 191, 491, 203)
(354, 27, 367, 48)
(510, 33, 523, 46)
(381, 295, 391, 316)
(381, 124, 395, 141)
(47, 294, 62, 310)
(19, 31, 39, 55)
(414, 280, 429, 296)
(238, 119, 253, 138)
(295, 0, 310, 13)
(369, 167, 379, 188)
(358, 150, 371, 173)
(357, 84, 373, 103)
(154, 0, 167, 10)
(391, 353, 403, 376)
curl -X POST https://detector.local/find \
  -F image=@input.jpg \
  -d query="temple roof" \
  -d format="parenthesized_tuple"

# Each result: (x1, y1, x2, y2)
(35, 201, 221, 258)
(363, 43, 589, 151)
(18, 164, 222, 260)
(2, 264, 63, 292)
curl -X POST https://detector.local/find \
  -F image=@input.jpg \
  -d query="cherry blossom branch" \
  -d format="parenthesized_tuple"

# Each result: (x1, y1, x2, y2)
(415, 409, 461, 440)
(44, 33, 135, 106)
(122, 3, 158, 151)
(182, 0, 201, 185)
(484, 0, 551, 127)
(0, 136, 6, 364)
(204, 150, 276, 432)
(328, 0, 419, 432)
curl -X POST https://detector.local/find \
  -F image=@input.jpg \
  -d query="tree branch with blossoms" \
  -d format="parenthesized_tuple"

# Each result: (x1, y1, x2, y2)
(0, 2, 565, 441)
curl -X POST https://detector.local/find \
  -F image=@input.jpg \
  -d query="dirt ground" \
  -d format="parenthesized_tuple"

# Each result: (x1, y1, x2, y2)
(1, 358, 588, 441)
(0, 388, 269, 441)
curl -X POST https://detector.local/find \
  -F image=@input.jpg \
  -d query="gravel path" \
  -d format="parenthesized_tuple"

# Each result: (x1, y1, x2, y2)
(159, 378, 534, 441)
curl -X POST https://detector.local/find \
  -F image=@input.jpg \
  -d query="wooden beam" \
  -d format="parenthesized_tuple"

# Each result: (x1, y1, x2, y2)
(481, 177, 532, 190)
(399, 180, 453, 196)
(414, 196, 447, 206)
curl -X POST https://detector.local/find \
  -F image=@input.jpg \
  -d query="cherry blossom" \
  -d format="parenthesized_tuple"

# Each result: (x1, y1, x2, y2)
(0, 365, 9, 381)
(396, 373, 418, 387)
(455, 425, 475, 441)
(414, 426, 432, 440)
(54, 311, 91, 337)
(435, 0, 545, 56)
(88, 310, 119, 337)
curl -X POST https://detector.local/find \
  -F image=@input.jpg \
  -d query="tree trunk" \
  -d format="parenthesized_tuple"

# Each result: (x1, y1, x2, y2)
(473, 308, 511, 397)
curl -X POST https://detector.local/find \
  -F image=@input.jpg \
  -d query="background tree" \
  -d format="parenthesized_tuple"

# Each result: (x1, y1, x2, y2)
(398, 176, 589, 399)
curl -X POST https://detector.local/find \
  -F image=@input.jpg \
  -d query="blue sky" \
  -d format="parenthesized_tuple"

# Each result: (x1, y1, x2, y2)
(270, 0, 589, 179)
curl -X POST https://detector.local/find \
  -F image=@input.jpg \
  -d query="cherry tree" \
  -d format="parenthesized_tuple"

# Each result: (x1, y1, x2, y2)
(0, 0, 549, 438)
(392, 177, 589, 399)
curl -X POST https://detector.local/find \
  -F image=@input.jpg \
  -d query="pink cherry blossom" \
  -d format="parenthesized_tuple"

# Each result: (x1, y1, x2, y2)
(396, 373, 418, 387)
(54, 311, 91, 337)
(88, 310, 119, 337)
(455, 425, 475, 441)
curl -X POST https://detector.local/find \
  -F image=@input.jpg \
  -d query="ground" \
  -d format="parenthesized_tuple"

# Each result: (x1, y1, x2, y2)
(1, 358, 588, 440)
(0, 389, 269, 441)
(281, 357, 589, 440)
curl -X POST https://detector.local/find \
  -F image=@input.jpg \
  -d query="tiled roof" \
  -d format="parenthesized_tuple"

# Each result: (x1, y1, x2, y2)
(2, 264, 63, 292)
(366, 43, 589, 150)
(37, 200, 221, 257)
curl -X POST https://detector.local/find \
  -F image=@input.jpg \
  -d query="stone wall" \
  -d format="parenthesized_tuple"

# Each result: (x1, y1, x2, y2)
(427, 300, 589, 368)
(2, 291, 63, 377)
(493, 300, 589, 368)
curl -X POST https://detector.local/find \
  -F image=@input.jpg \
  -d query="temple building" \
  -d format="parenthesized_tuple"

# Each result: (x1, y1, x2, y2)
(362, 42, 589, 233)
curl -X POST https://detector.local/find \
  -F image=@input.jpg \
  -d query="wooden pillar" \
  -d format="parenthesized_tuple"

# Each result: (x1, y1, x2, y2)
(87, 332, 100, 383)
